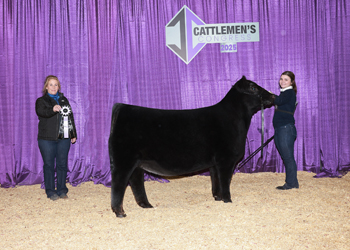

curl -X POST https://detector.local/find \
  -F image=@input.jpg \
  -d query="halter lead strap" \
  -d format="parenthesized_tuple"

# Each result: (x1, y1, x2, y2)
(261, 98, 264, 157)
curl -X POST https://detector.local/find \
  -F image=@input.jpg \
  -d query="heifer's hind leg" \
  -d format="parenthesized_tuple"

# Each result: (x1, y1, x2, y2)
(129, 167, 153, 209)
(111, 168, 130, 218)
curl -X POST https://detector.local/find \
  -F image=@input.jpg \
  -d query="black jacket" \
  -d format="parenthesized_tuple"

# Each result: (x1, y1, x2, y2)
(35, 93, 77, 140)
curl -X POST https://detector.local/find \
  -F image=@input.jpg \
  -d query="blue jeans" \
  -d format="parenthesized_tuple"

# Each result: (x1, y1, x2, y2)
(38, 139, 71, 197)
(274, 124, 299, 188)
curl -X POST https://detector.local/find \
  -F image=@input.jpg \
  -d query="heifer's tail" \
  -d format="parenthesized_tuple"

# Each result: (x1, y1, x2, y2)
(110, 103, 123, 133)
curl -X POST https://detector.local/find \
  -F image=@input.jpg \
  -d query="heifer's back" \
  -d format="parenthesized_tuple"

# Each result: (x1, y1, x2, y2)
(109, 76, 274, 217)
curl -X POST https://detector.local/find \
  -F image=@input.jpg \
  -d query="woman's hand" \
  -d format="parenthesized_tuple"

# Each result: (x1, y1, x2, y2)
(53, 105, 62, 112)
(71, 138, 77, 144)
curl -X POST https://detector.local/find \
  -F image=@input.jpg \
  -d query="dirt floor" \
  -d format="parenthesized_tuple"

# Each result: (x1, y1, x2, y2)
(1, 171, 349, 250)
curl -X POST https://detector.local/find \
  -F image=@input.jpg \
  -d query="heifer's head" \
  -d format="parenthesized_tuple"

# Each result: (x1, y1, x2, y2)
(233, 76, 274, 113)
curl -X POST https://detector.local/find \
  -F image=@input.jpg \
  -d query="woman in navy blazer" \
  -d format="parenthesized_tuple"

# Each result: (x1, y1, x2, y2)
(273, 71, 298, 190)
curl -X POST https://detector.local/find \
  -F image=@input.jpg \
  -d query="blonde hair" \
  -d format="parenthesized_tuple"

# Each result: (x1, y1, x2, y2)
(42, 75, 61, 95)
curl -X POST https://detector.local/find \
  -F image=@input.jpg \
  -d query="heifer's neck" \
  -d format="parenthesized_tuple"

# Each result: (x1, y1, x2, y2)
(219, 88, 257, 130)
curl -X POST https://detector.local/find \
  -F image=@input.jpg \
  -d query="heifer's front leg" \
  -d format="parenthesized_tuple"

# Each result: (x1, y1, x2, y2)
(209, 167, 222, 201)
(217, 165, 235, 203)
(129, 167, 153, 209)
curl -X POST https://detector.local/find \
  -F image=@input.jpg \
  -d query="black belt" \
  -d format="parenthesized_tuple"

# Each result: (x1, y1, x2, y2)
(274, 108, 295, 115)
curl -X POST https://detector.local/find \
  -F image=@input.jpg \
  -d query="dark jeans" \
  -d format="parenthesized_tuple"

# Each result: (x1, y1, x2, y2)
(38, 139, 71, 197)
(274, 124, 299, 188)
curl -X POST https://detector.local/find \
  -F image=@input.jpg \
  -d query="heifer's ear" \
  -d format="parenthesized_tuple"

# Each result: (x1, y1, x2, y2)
(241, 75, 246, 80)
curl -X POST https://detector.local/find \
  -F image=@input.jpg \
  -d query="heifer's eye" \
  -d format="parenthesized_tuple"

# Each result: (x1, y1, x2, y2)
(250, 86, 256, 91)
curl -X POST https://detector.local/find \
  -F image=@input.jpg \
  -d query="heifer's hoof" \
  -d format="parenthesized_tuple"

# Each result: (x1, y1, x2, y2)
(112, 206, 126, 218)
(138, 202, 153, 208)
(116, 213, 127, 218)
(214, 196, 222, 201)
(223, 198, 232, 203)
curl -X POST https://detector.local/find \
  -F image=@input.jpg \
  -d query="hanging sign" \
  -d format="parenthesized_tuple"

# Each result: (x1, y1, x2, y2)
(166, 5, 259, 64)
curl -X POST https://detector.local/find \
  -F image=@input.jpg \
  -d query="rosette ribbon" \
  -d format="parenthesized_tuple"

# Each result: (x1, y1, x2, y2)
(59, 105, 72, 138)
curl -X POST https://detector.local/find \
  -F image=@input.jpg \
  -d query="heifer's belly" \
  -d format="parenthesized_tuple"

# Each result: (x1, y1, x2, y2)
(139, 160, 212, 176)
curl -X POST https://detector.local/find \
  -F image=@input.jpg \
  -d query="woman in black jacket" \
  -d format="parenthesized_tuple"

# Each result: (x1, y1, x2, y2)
(35, 75, 77, 200)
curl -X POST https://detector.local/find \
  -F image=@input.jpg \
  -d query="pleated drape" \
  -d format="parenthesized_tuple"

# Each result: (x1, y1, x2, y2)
(0, 0, 349, 187)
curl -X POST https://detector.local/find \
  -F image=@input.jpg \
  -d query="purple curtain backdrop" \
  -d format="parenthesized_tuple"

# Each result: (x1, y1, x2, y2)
(0, 0, 349, 188)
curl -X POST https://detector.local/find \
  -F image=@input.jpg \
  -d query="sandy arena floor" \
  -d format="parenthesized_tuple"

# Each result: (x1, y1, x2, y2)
(1, 171, 349, 249)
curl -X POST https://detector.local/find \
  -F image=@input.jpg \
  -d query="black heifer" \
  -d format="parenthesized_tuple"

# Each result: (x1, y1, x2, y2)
(109, 76, 274, 217)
